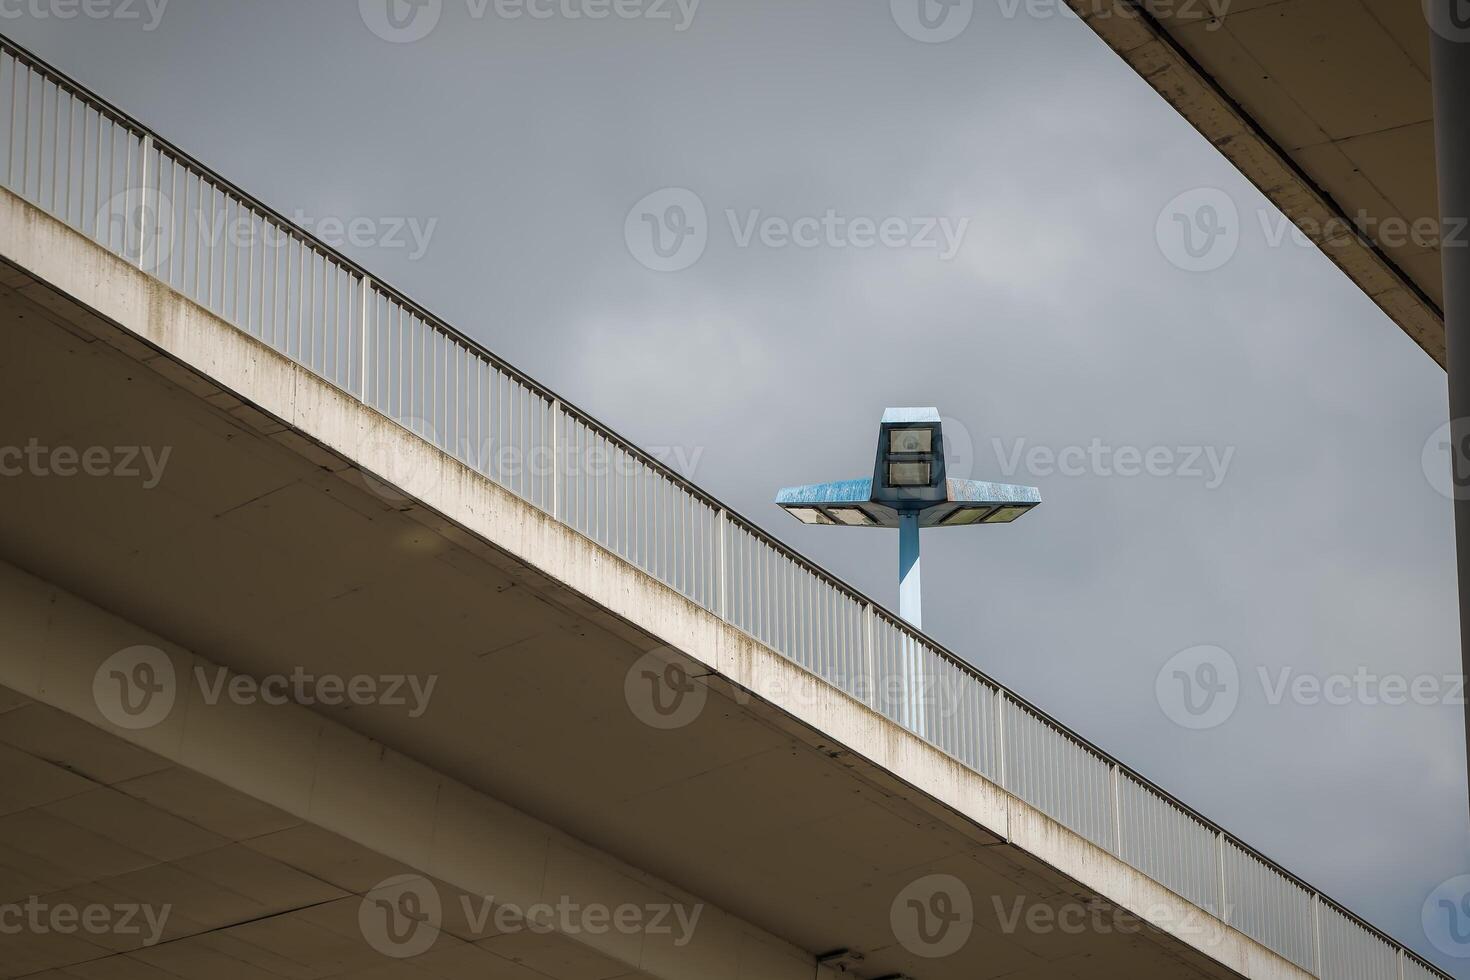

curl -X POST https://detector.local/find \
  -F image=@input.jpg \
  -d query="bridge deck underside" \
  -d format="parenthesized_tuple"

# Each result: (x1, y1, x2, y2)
(0, 251, 1248, 980)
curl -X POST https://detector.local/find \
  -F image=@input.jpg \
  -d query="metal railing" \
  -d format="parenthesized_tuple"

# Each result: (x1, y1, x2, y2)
(0, 32, 1449, 980)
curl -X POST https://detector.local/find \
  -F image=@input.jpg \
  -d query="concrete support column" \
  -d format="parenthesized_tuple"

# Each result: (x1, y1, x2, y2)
(1430, 2, 1470, 815)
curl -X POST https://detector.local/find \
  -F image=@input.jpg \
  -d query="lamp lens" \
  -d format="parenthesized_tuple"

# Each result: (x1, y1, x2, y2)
(889, 428, 933, 454)
(887, 461, 931, 487)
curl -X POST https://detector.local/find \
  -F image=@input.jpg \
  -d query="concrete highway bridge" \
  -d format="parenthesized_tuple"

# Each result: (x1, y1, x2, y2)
(0, 31, 1450, 980)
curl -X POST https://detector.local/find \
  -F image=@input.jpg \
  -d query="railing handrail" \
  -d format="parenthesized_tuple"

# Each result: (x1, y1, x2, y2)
(0, 30, 1448, 979)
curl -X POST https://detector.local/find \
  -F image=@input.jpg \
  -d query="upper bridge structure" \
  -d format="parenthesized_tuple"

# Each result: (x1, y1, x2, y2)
(1068, 0, 1447, 361)
(0, 33, 1451, 980)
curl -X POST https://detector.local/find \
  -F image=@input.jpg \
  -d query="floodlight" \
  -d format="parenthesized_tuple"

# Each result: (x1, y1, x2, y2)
(774, 409, 1041, 630)
(773, 409, 1041, 739)
(888, 428, 933, 454)
(886, 461, 932, 487)
(939, 506, 992, 526)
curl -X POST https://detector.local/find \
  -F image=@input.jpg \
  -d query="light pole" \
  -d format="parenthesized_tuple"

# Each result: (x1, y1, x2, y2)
(775, 408, 1040, 730)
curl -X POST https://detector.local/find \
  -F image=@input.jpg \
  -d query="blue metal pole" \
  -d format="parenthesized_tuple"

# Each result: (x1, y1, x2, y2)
(898, 511, 922, 628)
(898, 511, 924, 734)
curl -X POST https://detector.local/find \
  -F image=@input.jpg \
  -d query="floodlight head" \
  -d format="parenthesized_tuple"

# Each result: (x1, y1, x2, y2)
(774, 408, 1041, 529)
(874, 407, 945, 508)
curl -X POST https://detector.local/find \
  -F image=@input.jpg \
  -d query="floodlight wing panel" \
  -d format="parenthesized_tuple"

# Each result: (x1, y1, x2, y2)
(945, 478, 1041, 507)
(775, 479, 873, 507)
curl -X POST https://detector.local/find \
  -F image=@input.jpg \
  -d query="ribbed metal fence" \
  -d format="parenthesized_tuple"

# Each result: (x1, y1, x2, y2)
(0, 33, 1450, 980)
(1002, 696, 1117, 850)
(1409, 955, 1454, 980)
(1116, 771, 1221, 917)
(1222, 841, 1319, 968)
(1319, 901, 1402, 980)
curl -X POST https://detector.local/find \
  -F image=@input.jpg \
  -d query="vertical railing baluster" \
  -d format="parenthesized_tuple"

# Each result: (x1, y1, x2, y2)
(550, 399, 561, 520)
(1111, 763, 1123, 857)
(1312, 892, 1323, 978)
(862, 601, 875, 710)
(717, 509, 727, 619)
(994, 688, 1007, 791)
(136, 133, 151, 269)
(1217, 832, 1228, 924)
(360, 276, 372, 403)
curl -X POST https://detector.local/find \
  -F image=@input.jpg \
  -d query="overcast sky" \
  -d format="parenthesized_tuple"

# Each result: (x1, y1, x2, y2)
(4, 0, 1465, 973)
